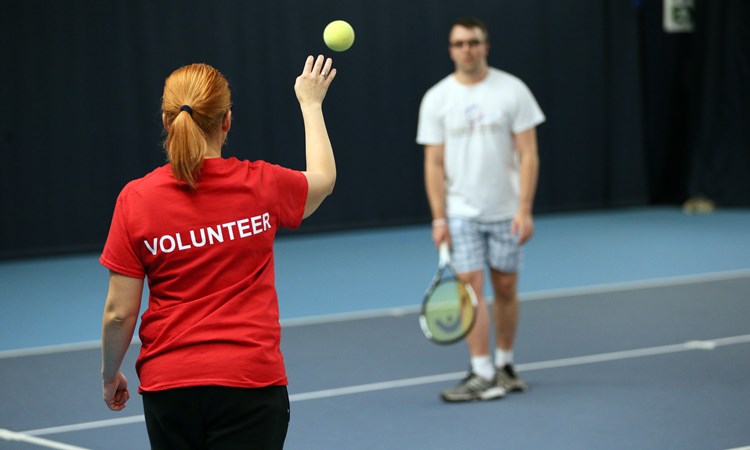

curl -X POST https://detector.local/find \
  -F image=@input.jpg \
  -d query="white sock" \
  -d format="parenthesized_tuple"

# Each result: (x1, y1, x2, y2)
(471, 356, 495, 380)
(495, 349, 514, 367)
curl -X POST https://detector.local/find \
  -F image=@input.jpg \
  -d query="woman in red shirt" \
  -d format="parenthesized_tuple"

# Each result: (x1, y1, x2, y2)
(100, 55, 337, 449)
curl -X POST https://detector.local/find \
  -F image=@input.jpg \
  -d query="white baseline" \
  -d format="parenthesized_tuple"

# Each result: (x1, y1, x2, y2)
(9, 333, 750, 439)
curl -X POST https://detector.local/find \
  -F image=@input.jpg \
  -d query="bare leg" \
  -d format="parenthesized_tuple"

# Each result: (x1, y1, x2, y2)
(489, 268, 519, 351)
(460, 269, 490, 357)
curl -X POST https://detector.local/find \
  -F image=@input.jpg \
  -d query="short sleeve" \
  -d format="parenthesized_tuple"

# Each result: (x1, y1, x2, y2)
(100, 188, 146, 278)
(511, 80, 546, 134)
(416, 88, 444, 145)
(270, 164, 308, 229)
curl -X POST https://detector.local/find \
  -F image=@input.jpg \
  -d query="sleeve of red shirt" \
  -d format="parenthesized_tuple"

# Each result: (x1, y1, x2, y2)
(270, 163, 308, 230)
(100, 186, 146, 278)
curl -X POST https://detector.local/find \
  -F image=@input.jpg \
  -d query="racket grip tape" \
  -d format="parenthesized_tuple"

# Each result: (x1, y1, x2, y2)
(438, 242, 451, 266)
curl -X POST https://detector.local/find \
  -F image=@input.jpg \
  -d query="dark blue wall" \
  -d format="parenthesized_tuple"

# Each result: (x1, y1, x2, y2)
(1, 0, 746, 258)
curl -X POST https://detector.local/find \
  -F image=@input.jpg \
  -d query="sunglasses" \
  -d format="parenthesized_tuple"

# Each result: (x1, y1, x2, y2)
(449, 39, 484, 49)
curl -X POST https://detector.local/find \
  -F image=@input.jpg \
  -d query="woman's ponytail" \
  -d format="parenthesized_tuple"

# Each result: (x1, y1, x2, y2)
(161, 64, 231, 189)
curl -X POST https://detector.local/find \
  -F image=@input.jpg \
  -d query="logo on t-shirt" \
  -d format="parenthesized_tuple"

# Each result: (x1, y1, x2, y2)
(464, 104, 484, 128)
(449, 104, 504, 138)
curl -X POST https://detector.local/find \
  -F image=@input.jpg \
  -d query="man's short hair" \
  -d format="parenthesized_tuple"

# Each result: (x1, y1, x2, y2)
(451, 17, 489, 42)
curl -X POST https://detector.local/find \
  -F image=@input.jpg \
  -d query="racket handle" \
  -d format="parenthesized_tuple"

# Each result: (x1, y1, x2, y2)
(438, 242, 451, 266)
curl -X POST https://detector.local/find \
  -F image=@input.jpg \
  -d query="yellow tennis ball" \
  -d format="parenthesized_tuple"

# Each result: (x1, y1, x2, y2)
(323, 20, 355, 52)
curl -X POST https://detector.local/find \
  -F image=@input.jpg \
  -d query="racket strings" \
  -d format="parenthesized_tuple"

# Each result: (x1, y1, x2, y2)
(423, 279, 476, 343)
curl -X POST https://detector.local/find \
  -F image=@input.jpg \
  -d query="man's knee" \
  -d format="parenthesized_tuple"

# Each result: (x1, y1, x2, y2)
(491, 273, 517, 304)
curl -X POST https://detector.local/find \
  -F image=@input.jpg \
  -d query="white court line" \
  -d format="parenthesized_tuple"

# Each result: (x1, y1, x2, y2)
(290, 334, 750, 401)
(284, 268, 750, 327)
(519, 268, 750, 302)
(0, 428, 89, 450)
(14, 333, 750, 438)
(21, 416, 146, 438)
(0, 341, 102, 360)
(2, 268, 749, 360)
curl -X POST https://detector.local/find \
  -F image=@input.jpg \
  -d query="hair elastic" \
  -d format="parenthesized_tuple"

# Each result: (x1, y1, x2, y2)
(179, 105, 193, 115)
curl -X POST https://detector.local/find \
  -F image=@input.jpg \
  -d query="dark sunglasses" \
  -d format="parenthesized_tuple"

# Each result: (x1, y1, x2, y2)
(449, 39, 483, 49)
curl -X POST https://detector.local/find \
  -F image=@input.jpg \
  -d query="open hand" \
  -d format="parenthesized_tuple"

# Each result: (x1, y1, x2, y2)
(294, 55, 336, 106)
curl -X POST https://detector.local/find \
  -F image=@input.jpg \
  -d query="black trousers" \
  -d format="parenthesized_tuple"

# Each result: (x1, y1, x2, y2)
(142, 385, 290, 450)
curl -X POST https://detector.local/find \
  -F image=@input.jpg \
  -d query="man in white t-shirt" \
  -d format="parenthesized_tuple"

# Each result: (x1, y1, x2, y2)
(417, 17, 545, 402)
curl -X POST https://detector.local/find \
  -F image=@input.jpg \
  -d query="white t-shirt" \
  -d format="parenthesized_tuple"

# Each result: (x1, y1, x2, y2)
(417, 67, 545, 221)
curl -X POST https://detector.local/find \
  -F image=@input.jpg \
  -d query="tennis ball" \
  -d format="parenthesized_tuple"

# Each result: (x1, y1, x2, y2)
(323, 20, 355, 52)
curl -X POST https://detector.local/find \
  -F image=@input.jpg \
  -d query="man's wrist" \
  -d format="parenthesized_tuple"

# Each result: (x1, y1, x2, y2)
(431, 218, 447, 227)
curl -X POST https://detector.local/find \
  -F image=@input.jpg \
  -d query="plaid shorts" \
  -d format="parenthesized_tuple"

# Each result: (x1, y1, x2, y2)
(448, 217, 522, 273)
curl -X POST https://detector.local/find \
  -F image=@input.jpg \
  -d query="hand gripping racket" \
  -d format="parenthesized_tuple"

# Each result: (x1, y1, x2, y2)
(419, 242, 478, 344)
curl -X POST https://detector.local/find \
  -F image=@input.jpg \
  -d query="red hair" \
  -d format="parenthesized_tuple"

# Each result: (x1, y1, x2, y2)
(161, 63, 231, 189)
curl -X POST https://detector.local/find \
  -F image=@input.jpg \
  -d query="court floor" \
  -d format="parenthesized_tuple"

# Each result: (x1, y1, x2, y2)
(1, 207, 750, 449)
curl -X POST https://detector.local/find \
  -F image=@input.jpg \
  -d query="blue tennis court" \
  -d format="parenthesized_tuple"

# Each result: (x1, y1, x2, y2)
(1, 207, 750, 449)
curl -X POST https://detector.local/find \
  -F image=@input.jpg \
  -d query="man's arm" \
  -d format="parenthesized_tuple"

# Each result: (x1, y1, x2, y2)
(424, 143, 450, 247)
(512, 127, 540, 244)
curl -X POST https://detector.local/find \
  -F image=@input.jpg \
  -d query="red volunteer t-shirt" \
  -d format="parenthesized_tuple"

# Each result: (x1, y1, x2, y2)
(100, 157, 307, 392)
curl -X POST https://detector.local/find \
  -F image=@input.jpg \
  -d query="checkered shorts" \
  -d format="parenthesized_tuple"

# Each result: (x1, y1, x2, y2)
(448, 217, 522, 273)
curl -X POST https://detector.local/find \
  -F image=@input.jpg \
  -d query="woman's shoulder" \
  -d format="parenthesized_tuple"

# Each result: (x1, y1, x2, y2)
(116, 164, 171, 198)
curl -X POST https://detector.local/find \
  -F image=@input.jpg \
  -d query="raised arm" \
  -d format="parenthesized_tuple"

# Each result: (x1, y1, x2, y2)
(295, 55, 337, 219)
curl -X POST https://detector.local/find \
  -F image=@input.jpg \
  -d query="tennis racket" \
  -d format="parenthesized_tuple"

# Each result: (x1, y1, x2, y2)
(419, 242, 478, 344)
